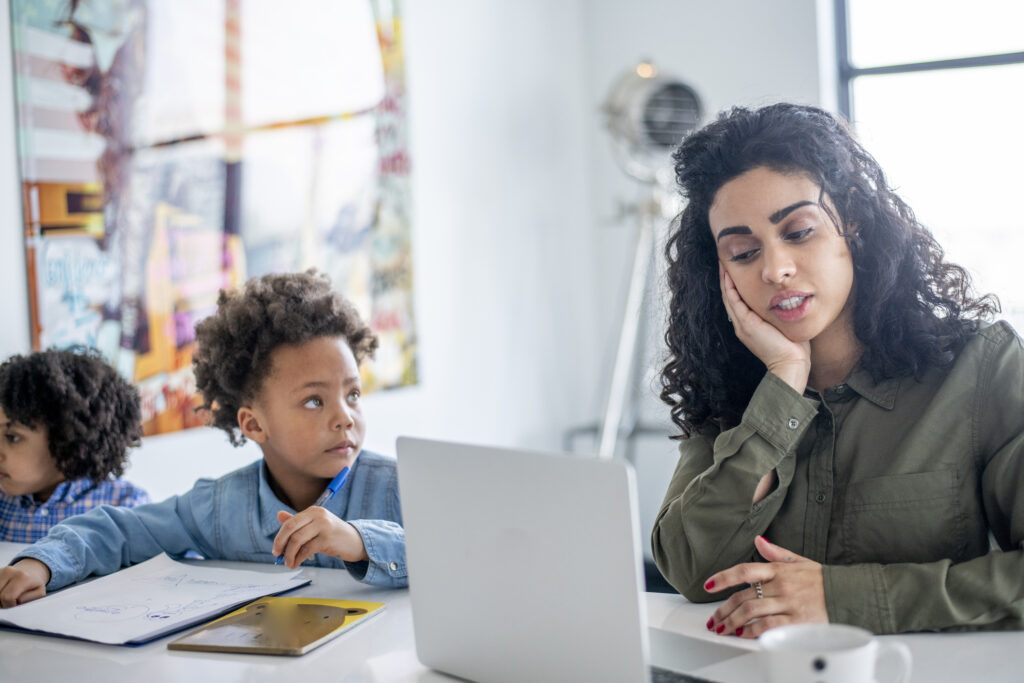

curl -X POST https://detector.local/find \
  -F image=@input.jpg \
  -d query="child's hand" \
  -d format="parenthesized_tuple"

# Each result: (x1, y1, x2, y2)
(0, 558, 51, 608)
(272, 508, 368, 569)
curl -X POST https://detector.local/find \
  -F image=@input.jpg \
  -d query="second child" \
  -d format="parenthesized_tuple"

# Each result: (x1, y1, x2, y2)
(0, 348, 149, 542)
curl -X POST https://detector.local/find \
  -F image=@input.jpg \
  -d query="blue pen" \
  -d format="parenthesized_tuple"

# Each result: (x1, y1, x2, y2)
(275, 466, 350, 565)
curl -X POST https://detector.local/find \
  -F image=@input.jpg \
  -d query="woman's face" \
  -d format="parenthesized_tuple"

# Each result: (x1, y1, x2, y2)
(709, 166, 855, 344)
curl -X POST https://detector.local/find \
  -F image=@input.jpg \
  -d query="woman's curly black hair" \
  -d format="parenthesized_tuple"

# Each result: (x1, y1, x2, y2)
(0, 347, 142, 481)
(192, 270, 378, 446)
(661, 103, 999, 438)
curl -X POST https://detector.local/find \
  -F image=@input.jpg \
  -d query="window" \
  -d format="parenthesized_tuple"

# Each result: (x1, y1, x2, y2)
(836, 0, 1024, 330)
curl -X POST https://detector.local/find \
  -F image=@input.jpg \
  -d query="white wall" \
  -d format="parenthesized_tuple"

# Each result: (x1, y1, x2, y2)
(1, 0, 831, 505)
(362, 0, 599, 454)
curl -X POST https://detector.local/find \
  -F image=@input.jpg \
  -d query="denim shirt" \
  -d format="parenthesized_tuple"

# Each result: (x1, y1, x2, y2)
(14, 450, 406, 590)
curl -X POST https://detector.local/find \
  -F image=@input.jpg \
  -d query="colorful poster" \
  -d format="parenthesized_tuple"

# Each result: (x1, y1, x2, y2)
(9, 0, 418, 434)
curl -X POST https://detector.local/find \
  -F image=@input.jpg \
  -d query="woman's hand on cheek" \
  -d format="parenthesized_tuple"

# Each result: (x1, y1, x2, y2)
(703, 536, 828, 639)
(719, 262, 811, 393)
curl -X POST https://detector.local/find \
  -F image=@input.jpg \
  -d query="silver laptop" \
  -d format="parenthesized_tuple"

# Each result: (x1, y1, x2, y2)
(395, 437, 746, 683)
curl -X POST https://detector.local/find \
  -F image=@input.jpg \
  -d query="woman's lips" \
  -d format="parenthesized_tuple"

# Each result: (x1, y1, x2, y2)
(770, 293, 812, 322)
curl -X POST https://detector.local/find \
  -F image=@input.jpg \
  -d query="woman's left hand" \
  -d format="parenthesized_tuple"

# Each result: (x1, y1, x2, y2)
(703, 536, 828, 638)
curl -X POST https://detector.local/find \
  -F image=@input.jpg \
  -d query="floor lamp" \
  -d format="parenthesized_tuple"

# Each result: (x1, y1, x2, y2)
(594, 61, 702, 460)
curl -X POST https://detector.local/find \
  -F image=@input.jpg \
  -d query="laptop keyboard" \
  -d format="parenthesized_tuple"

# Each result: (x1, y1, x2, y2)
(649, 665, 716, 683)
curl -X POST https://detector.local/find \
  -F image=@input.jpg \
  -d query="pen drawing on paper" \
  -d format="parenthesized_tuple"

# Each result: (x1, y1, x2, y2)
(0, 554, 309, 644)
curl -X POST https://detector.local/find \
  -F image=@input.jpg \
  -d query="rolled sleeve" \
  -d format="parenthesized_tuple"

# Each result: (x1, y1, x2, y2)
(346, 519, 407, 587)
(14, 540, 82, 591)
(823, 563, 892, 633)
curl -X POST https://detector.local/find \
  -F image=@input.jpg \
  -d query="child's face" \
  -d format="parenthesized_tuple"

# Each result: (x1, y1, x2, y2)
(0, 405, 64, 500)
(240, 336, 366, 492)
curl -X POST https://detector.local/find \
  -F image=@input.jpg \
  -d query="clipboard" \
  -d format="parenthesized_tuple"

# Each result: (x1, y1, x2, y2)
(167, 596, 385, 655)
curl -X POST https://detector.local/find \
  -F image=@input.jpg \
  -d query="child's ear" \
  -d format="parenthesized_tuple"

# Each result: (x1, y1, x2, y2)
(237, 406, 267, 444)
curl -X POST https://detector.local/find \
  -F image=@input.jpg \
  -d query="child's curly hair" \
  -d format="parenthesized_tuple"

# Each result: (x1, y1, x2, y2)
(193, 270, 378, 446)
(0, 348, 143, 481)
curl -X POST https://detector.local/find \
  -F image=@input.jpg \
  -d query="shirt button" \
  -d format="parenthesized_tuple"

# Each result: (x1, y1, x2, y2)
(787, 418, 800, 429)
(389, 562, 399, 571)
(37, 508, 49, 515)
(815, 493, 827, 504)
(835, 384, 847, 393)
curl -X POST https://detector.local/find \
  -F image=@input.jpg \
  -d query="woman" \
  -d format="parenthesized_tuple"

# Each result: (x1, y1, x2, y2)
(652, 102, 1024, 637)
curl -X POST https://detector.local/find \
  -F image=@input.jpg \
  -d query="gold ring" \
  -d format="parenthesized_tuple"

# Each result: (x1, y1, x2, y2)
(754, 581, 764, 599)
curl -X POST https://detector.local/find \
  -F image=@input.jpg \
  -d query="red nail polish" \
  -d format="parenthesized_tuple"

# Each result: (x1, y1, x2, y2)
(704, 579, 715, 590)
(735, 627, 744, 637)
(706, 618, 714, 630)
(716, 625, 725, 634)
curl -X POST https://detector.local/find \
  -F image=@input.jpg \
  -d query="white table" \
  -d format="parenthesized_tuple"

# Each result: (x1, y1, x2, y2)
(1, 545, 1022, 682)
(0, 556, 432, 683)
(645, 592, 1024, 683)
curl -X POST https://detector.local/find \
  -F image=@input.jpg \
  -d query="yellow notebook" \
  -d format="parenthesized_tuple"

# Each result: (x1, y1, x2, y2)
(167, 596, 385, 656)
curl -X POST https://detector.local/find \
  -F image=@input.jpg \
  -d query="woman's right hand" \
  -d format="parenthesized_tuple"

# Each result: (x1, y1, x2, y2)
(720, 262, 811, 394)
(0, 558, 51, 608)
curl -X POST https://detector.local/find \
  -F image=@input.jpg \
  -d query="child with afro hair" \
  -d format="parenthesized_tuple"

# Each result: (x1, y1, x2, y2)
(0, 271, 406, 608)
(0, 348, 150, 543)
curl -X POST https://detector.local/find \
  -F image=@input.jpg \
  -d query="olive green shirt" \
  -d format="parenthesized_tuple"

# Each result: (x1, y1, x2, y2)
(652, 321, 1024, 634)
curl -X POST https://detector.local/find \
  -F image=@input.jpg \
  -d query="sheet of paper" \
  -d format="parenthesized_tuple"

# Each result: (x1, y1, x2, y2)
(0, 553, 309, 644)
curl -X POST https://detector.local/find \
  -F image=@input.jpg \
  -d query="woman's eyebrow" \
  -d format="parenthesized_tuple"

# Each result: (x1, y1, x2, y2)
(716, 226, 751, 242)
(716, 200, 818, 242)
(768, 200, 815, 224)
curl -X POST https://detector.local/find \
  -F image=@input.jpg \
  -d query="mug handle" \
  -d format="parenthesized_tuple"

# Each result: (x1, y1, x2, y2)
(876, 641, 913, 683)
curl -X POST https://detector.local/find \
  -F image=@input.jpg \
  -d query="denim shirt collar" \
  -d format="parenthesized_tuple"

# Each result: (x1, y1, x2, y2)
(256, 460, 354, 538)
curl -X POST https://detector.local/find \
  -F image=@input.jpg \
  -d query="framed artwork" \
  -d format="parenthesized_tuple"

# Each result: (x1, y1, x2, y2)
(9, 0, 417, 435)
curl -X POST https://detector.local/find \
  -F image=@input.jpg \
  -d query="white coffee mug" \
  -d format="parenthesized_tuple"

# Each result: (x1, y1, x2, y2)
(759, 623, 912, 683)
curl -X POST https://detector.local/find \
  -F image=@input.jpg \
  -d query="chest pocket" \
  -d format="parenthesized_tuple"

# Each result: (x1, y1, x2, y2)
(841, 469, 966, 564)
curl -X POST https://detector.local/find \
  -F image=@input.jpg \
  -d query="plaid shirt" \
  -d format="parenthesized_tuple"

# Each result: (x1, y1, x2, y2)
(0, 478, 150, 543)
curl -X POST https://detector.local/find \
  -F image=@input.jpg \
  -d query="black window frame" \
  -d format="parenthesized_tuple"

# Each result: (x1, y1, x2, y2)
(834, 0, 1024, 120)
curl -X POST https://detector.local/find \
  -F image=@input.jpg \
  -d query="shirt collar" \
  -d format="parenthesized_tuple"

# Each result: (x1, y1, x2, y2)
(14, 478, 97, 508)
(844, 367, 900, 410)
(256, 460, 355, 537)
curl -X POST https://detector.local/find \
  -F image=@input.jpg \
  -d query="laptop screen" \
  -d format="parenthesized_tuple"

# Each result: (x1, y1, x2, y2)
(396, 437, 650, 683)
